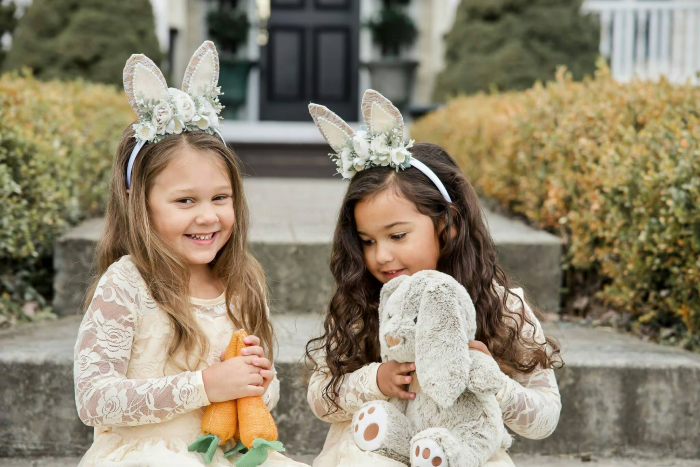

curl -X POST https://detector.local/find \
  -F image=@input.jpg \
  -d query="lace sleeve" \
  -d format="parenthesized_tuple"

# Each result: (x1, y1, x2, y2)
(495, 289, 561, 439)
(73, 263, 210, 428)
(263, 364, 280, 411)
(307, 352, 389, 423)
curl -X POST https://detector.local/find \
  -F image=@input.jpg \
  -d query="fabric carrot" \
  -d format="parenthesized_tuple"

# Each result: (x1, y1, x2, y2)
(188, 329, 285, 466)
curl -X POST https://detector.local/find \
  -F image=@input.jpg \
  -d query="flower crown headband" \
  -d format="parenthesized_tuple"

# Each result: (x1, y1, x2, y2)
(123, 41, 227, 189)
(308, 90, 452, 203)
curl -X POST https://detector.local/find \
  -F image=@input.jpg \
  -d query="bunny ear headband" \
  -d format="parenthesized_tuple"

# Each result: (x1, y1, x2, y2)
(123, 41, 227, 189)
(308, 90, 452, 203)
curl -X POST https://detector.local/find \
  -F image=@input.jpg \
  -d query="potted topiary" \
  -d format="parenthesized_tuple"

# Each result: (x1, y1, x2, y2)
(207, 0, 254, 119)
(364, 0, 418, 111)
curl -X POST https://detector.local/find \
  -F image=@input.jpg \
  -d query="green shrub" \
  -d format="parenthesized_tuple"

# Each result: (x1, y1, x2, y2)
(413, 63, 700, 348)
(434, 0, 599, 100)
(3, 0, 161, 86)
(0, 72, 132, 324)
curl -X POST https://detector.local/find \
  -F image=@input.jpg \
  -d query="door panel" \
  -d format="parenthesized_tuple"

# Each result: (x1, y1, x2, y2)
(260, 0, 359, 121)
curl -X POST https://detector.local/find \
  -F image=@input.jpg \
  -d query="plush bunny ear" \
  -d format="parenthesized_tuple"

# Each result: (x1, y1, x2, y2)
(413, 271, 476, 409)
(182, 41, 220, 95)
(361, 89, 404, 139)
(378, 275, 410, 324)
(309, 103, 355, 152)
(123, 54, 169, 114)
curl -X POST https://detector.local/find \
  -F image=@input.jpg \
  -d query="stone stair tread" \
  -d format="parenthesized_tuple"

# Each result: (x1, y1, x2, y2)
(3, 314, 699, 369)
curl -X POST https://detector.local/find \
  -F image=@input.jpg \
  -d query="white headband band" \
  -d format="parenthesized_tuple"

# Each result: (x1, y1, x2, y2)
(409, 158, 452, 203)
(126, 129, 227, 189)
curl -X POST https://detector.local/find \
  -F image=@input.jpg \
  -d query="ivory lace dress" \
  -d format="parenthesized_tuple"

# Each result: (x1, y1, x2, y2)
(306, 287, 561, 467)
(74, 255, 309, 467)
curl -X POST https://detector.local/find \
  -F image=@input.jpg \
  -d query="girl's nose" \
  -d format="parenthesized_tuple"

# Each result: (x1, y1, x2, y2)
(195, 204, 219, 225)
(375, 242, 393, 264)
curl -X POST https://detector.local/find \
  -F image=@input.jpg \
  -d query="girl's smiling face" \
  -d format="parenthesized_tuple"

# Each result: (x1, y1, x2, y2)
(355, 187, 441, 284)
(148, 146, 234, 266)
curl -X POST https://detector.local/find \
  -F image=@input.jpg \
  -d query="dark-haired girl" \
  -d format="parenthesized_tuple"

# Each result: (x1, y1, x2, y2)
(305, 138, 563, 466)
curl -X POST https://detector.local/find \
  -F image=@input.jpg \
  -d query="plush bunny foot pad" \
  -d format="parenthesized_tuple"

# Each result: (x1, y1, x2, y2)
(411, 439, 446, 467)
(353, 404, 388, 451)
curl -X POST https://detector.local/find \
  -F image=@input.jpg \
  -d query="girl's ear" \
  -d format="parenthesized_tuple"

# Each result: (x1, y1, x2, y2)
(361, 89, 404, 140)
(413, 272, 475, 409)
(123, 53, 169, 114)
(182, 41, 220, 94)
(308, 104, 355, 152)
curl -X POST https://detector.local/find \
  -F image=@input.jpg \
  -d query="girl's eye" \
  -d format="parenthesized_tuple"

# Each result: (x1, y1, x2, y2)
(360, 238, 374, 246)
(177, 198, 194, 204)
(391, 233, 406, 240)
(214, 195, 230, 201)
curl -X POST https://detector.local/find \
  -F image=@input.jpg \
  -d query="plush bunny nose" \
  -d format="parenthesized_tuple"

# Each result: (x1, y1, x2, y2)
(385, 335, 402, 347)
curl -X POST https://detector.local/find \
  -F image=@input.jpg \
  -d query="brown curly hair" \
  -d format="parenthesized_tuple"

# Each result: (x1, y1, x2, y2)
(305, 142, 563, 414)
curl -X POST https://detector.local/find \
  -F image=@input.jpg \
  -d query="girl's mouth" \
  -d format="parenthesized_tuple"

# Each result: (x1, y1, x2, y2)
(382, 269, 407, 279)
(185, 231, 218, 245)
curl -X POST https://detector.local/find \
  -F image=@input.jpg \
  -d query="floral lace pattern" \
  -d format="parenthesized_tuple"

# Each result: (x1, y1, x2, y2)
(307, 358, 388, 423)
(495, 287, 561, 439)
(74, 256, 280, 430)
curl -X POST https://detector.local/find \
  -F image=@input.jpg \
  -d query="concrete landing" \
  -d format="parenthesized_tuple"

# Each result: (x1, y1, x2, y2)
(53, 179, 562, 317)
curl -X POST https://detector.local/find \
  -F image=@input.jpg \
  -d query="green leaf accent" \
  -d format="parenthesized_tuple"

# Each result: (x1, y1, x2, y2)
(235, 439, 285, 467)
(224, 440, 248, 457)
(188, 434, 220, 465)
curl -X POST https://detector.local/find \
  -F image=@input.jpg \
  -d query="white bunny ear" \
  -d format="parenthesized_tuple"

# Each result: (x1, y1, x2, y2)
(361, 89, 404, 139)
(309, 103, 355, 152)
(413, 271, 474, 409)
(182, 41, 220, 94)
(123, 54, 169, 114)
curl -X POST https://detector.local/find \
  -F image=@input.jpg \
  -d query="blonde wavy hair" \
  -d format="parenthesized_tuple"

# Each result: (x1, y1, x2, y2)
(84, 125, 273, 369)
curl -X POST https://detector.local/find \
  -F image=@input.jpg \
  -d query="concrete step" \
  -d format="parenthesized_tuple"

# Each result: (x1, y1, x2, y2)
(1, 315, 699, 460)
(53, 178, 562, 317)
(1, 455, 699, 467)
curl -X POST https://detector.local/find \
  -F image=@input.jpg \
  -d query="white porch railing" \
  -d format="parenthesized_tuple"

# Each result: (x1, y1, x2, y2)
(582, 0, 700, 84)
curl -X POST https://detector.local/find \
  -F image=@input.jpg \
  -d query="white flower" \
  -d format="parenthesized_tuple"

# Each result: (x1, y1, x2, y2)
(340, 148, 354, 174)
(134, 121, 156, 142)
(96, 387, 128, 425)
(200, 100, 220, 129)
(191, 114, 210, 130)
(152, 101, 174, 134)
(353, 157, 366, 172)
(352, 131, 371, 160)
(370, 133, 391, 156)
(170, 89, 196, 122)
(172, 378, 201, 407)
(165, 116, 184, 135)
(391, 146, 411, 166)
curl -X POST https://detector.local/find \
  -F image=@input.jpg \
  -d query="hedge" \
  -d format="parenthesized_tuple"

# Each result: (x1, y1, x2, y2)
(412, 63, 700, 346)
(0, 72, 132, 323)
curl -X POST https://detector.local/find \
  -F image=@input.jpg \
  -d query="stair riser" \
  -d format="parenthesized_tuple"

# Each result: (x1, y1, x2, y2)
(2, 361, 698, 459)
(53, 238, 561, 316)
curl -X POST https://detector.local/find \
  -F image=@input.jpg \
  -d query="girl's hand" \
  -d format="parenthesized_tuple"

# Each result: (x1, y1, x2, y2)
(202, 355, 265, 403)
(468, 340, 492, 357)
(377, 360, 416, 400)
(213, 334, 274, 395)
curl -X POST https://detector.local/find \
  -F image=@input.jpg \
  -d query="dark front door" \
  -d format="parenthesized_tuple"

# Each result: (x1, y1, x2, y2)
(260, 0, 360, 121)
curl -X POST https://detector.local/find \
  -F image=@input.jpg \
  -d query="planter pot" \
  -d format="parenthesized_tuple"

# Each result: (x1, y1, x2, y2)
(363, 59, 418, 112)
(218, 58, 256, 120)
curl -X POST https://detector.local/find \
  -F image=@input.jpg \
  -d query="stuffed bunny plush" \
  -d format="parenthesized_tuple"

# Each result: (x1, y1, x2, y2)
(352, 270, 512, 467)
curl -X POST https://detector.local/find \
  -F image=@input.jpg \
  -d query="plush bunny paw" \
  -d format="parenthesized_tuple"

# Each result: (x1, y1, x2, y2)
(352, 401, 411, 463)
(411, 438, 447, 467)
(353, 403, 388, 451)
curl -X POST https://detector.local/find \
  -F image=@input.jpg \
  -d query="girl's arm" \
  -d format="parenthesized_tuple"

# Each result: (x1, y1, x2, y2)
(74, 266, 210, 428)
(307, 353, 389, 423)
(495, 289, 562, 439)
